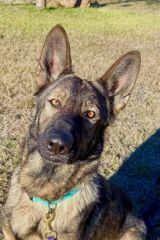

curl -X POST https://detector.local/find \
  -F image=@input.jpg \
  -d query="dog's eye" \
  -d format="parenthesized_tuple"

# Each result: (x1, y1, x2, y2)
(49, 99, 61, 108)
(85, 111, 96, 119)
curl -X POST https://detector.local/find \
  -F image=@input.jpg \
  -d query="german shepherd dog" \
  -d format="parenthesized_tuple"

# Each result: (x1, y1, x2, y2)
(2, 25, 146, 240)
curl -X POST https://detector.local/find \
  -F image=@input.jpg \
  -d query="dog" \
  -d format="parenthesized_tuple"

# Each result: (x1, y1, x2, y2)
(2, 25, 146, 240)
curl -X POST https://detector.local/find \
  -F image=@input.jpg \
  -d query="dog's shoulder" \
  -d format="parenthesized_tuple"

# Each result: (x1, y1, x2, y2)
(81, 174, 132, 239)
(93, 174, 131, 208)
(3, 167, 22, 210)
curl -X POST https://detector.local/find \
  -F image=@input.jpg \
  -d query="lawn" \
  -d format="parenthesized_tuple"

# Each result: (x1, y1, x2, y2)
(0, 2, 160, 239)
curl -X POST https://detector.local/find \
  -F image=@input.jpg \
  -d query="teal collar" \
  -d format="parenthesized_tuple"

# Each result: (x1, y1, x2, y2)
(32, 188, 80, 207)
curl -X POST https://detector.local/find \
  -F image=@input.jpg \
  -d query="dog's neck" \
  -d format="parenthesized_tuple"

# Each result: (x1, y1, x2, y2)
(20, 148, 99, 202)
(31, 187, 80, 207)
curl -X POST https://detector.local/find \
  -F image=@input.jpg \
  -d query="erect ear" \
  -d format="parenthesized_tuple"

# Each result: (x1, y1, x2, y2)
(98, 51, 141, 114)
(36, 24, 72, 90)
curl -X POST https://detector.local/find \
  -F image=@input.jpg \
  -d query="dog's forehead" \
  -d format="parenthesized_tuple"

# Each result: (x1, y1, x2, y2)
(45, 76, 83, 100)
(42, 75, 104, 102)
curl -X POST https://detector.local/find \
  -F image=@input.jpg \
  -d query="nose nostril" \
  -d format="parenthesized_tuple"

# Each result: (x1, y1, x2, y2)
(59, 145, 69, 154)
(59, 145, 65, 153)
(47, 139, 70, 155)
(47, 141, 54, 150)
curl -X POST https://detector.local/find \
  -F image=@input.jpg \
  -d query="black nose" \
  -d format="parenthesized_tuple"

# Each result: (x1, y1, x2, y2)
(46, 133, 73, 155)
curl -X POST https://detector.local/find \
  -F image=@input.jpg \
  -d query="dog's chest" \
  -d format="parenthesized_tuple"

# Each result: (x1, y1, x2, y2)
(38, 201, 83, 239)
(11, 199, 83, 239)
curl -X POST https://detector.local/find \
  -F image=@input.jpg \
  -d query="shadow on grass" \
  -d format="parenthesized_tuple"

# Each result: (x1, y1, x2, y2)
(90, 1, 107, 7)
(90, 0, 160, 7)
(109, 129, 160, 239)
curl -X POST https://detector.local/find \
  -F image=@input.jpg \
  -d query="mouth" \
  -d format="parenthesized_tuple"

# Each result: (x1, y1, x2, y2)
(38, 147, 75, 165)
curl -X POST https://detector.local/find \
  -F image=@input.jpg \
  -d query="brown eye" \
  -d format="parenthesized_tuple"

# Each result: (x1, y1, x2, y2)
(86, 111, 96, 119)
(49, 99, 61, 108)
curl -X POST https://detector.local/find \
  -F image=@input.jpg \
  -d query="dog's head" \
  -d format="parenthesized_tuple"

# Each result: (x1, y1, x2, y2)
(30, 25, 141, 166)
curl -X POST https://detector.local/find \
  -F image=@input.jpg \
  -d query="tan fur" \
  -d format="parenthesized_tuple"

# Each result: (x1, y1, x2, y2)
(120, 214, 146, 240)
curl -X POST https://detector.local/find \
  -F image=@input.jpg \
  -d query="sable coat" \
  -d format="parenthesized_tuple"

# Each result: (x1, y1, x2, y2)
(2, 25, 146, 240)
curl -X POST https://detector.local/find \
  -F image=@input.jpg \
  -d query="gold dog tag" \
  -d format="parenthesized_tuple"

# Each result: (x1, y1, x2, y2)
(44, 208, 58, 240)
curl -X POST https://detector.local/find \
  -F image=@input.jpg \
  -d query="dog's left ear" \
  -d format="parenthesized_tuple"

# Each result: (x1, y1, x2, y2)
(98, 51, 141, 114)
(36, 25, 72, 91)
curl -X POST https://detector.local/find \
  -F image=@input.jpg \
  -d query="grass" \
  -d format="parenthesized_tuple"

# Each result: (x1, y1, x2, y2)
(0, 3, 160, 38)
(0, 2, 160, 239)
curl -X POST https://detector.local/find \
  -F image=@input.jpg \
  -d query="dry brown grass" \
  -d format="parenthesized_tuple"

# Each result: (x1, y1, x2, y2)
(0, 2, 160, 239)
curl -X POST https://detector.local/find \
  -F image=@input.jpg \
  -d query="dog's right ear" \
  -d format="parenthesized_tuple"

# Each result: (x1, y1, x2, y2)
(36, 25, 72, 91)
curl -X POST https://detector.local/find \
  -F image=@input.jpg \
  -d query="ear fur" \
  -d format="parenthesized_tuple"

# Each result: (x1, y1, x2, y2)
(36, 25, 72, 90)
(98, 51, 141, 113)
